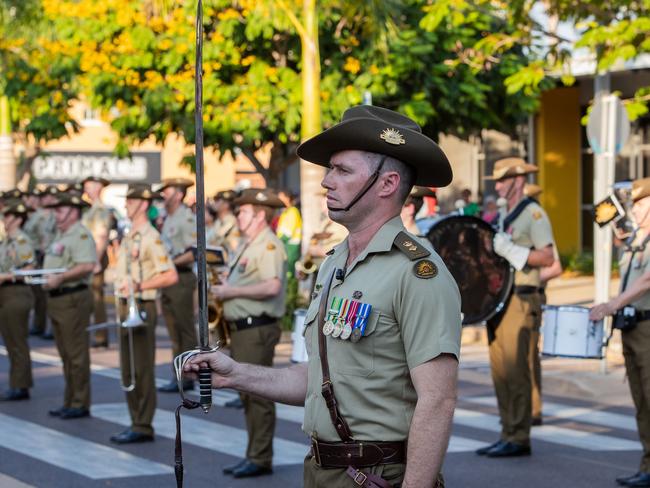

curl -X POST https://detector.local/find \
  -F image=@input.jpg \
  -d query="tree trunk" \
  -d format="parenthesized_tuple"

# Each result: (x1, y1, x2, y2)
(0, 95, 16, 190)
(299, 0, 325, 252)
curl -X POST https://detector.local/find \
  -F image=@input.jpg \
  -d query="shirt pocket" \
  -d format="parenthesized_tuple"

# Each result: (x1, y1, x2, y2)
(302, 299, 320, 337)
(330, 311, 380, 377)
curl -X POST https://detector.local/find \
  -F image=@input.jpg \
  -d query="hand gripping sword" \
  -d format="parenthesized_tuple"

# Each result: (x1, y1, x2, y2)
(173, 2, 219, 486)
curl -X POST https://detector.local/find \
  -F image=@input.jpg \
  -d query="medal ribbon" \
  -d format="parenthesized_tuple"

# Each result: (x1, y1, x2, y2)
(354, 302, 372, 336)
(346, 300, 360, 325)
(328, 296, 343, 322)
(338, 299, 351, 324)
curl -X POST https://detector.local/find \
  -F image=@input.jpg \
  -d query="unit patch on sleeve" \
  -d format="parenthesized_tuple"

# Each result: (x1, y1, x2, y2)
(413, 259, 437, 279)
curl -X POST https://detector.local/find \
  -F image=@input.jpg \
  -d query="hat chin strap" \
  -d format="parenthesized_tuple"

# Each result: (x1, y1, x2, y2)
(328, 156, 387, 212)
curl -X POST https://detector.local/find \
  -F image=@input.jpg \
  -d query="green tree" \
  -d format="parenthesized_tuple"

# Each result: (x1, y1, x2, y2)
(427, 0, 650, 119)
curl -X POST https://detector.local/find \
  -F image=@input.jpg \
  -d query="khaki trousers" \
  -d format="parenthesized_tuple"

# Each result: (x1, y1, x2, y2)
(119, 300, 157, 436)
(91, 271, 108, 343)
(48, 289, 93, 409)
(31, 285, 47, 333)
(489, 292, 542, 445)
(162, 271, 197, 370)
(530, 291, 546, 419)
(229, 322, 281, 467)
(0, 285, 34, 389)
(622, 320, 650, 473)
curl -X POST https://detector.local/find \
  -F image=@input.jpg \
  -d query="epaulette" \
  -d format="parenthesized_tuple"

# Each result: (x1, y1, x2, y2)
(326, 248, 335, 256)
(393, 231, 430, 261)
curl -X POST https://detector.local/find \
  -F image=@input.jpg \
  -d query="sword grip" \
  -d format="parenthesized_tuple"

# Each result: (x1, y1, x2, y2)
(198, 367, 212, 412)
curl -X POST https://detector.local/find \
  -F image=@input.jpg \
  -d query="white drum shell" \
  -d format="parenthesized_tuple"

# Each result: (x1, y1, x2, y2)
(541, 305, 605, 359)
(291, 308, 309, 363)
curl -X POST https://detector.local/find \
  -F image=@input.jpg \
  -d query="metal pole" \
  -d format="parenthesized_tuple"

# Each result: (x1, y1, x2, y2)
(593, 73, 613, 374)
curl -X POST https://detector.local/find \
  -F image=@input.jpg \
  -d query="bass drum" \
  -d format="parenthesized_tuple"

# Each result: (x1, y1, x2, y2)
(426, 215, 514, 325)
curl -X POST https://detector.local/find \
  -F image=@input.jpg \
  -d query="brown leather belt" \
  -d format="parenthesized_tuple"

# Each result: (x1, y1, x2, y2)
(310, 438, 406, 468)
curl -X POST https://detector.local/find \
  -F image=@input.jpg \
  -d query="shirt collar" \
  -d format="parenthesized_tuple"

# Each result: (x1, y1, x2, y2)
(333, 215, 406, 272)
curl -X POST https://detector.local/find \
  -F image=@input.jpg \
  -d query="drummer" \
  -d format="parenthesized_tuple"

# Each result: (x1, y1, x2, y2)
(401, 186, 436, 236)
(476, 157, 556, 458)
(590, 177, 650, 488)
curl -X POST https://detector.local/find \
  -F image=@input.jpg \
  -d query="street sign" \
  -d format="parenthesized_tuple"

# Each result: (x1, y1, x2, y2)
(587, 95, 630, 155)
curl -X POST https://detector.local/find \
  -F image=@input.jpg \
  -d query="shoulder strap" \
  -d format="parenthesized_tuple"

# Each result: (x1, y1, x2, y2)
(503, 197, 536, 231)
(318, 268, 354, 442)
(621, 234, 650, 292)
(393, 231, 430, 260)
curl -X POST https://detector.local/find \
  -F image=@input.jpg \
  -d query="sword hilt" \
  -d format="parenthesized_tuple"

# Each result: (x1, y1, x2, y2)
(198, 367, 212, 413)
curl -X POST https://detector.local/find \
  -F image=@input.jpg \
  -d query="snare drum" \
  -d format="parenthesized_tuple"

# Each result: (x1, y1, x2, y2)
(291, 308, 309, 363)
(541, 305, 605, 359)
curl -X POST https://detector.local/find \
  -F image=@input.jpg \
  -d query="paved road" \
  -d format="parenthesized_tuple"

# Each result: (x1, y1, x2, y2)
(0, 327, 642, 488)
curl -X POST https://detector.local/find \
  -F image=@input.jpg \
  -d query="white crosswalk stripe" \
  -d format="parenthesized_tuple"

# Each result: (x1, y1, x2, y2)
(92, 403, 309, 466)
(0, 413, 173, 479)
(454, 407, 640, 451)
(464, 395, 637, 432)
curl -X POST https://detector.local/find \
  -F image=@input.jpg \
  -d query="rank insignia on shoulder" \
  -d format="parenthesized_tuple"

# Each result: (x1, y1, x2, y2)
(532, 210, 542, 220)
(393, 231, 430, 260)
(414, 259, 437, 279)
(80, 234, 89, 240)
(267, 242, 276, 251)
(325, 248, 335, 256)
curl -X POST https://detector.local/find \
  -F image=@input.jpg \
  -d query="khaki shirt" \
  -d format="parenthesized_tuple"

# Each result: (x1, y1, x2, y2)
(115, 222, 174, 301)
(619, 233, 650, 310)
(0, 229, 35, 273)
(161, 204, 197, 258)
(23, 208, 57, 253)
(302, 216, 462, 441)
(82, 201, 112, 244)
(509, 201, 555, 286)
(207, 213, 240, 254)
(223, 226, 287, 321)
(43, 221, 96, 287)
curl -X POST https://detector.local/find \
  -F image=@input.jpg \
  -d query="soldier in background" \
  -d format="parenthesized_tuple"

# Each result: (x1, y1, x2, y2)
(401, 186, 437, 237)
(43, 193, 96, 419)
(26, 186, 60, 339)
(524, 183, 563, 426)
(82, 176, 113, 348)
(0, 203, 36, 401)
(157, 178, 198, 393)
(212, 190, 241, 256)
(211, 188, 286, 478)
(110, 184, 178, 444)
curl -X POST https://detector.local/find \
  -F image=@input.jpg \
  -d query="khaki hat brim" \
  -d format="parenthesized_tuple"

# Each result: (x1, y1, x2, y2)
(483, 165, 538, 181)
(297, 118, 452, 187)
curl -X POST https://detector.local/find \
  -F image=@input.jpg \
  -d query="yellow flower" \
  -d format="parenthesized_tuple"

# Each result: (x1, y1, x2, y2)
(344, 57, 361, 74)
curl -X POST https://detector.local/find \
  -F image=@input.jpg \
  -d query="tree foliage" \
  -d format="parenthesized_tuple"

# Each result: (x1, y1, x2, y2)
(427, 0, 650, 120)
(31, 0, 534, 184)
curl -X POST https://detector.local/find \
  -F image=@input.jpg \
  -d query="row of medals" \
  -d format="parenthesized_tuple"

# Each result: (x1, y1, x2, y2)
(323, 314, 363, 342)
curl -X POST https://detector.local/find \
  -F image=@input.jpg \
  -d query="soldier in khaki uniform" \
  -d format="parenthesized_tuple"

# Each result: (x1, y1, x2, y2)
(25, 186, 59, 338)
(42, 193, 96, 419)
(0, 203, 36, 401)
(401, 186, 436, 236)
(209, 188, 286, 478)
(185, 106, 461, 487)
(109, 184, 178, 444)
(591, 177, 650, 488)
(210, 190, 241, 256)
(523, 183, 563, 426)
(158, 178, 198, 392)
(82, 176, 113, 348)
(476, 157, 556, 457)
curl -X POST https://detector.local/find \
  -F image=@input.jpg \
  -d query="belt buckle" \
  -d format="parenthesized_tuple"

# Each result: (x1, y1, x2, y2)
(353, 470, 367, 486)
(310, 435, 321, 466)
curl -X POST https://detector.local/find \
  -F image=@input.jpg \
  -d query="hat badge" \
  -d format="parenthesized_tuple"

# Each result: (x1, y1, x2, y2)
(380, 128, 405, 146)
(256, 192, 268, 202)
